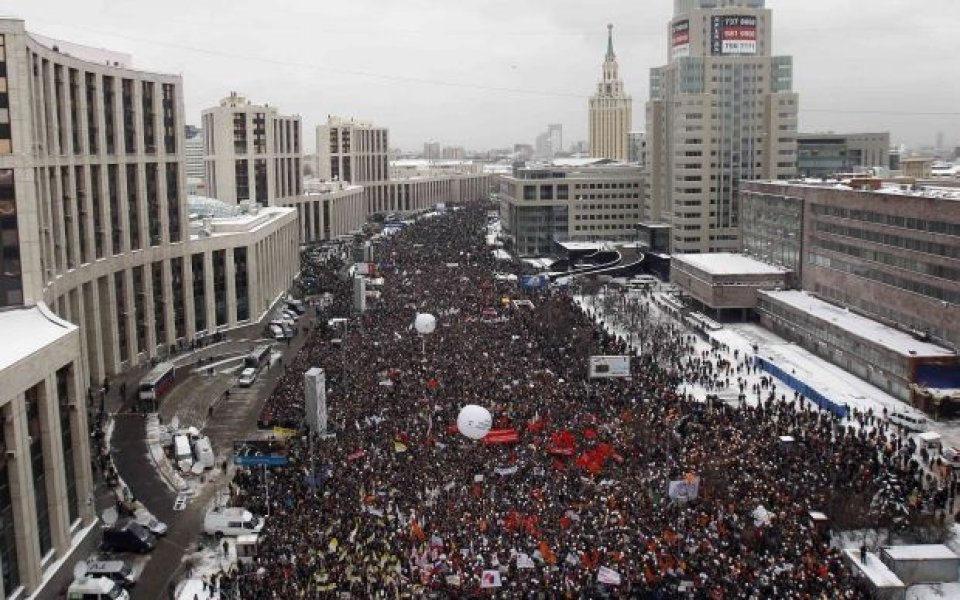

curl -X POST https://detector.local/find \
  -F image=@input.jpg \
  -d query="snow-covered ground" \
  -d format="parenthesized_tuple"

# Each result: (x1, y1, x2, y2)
(577, 287, 960, 449)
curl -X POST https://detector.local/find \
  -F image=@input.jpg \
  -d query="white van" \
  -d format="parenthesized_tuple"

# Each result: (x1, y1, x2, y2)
(236, 533, 259, 564)
(238, 367, 257, 387)
(68, 576, 130, 600)
(889, 411, 929, 433)
(173, 434, 194, 471)
(268, 324, 284, 340)
(193, 435, 215, 469)
(204, 506, 264, 537)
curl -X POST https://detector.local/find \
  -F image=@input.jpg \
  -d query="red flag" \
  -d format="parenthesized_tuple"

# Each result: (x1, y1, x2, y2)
(483, 429, 520, 444)
(426, 378, 439, 389)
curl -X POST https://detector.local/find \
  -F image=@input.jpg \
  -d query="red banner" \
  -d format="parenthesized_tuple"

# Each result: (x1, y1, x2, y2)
(483, 429, 520, 444)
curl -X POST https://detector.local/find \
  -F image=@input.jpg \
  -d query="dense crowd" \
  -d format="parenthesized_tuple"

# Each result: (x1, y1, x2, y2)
(222, 204, 951, 599)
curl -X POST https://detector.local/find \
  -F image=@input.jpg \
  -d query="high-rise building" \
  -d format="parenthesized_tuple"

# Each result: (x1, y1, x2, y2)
(645, 0, 798, 253)
(423, 140, 441, 160)
(316, 116, 390, 184)
(588, 25, 632, 161)
(628, 131, 647, 165)
(201, 92, 302, 205)
(0, 19, 300, 596)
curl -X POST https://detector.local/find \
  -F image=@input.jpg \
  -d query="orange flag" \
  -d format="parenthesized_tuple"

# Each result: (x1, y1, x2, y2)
(539, 540, 557, 565)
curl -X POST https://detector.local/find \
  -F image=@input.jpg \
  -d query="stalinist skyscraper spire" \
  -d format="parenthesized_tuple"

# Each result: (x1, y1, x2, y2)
(589, 24, 632, 160)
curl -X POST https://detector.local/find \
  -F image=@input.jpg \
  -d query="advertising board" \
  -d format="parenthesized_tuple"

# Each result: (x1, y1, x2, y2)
(671, 19, 690, 58)
(710, 15, 758, 56)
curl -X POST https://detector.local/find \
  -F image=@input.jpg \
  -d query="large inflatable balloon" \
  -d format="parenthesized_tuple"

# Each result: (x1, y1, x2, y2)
(457, 405, 492, 440)
(414, 313, 437, 335)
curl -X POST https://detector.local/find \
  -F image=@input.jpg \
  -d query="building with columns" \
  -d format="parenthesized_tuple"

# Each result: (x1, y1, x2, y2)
(0, 19, 299, 596)
(644, 0, 798, 254)
(588, 25, 632, 161)
(201, 92, 302, 205)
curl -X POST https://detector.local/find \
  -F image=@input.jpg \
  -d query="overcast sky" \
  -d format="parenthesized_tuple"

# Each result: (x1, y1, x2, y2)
(4, 0, 959, 153)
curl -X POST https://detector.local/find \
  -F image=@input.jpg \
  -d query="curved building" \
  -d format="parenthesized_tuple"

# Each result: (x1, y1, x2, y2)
(0, 18, 298, 596)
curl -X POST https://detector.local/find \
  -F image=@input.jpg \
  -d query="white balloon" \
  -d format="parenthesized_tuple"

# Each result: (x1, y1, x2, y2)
(457, 405, 493, 440)
(414, 313, 437, 335)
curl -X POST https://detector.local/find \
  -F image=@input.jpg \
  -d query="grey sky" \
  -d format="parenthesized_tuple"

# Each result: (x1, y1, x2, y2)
(4, 0, 959, 152)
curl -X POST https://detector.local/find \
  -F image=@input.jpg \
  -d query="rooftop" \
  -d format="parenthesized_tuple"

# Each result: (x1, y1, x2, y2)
(760, 290, 956, 358)
(0, 304, 77, 372)
(843, 550, 904, 589)
(749, 179, 960, 201)
(882, 544, 959, 561)
(675, 253, 788, 276)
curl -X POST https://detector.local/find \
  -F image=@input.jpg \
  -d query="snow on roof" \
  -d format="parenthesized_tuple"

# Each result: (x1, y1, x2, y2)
(558, 241, 605, 251)
(843, 550, 905, 588)
(882, 545, 960, 561)
(907, 582, 960, 600)
(0, 304, 77, 372)
(675, 253, 788, 276)
(760, 291, 956, 358)
(917, 431, 942, 442)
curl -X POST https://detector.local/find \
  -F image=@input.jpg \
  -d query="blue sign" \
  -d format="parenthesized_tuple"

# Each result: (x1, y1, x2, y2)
(234, 454, 289, 467)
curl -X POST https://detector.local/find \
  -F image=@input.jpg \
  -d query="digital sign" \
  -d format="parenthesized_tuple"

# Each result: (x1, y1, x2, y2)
(711, 15, 758, 56)
(671, 19, 690, 58)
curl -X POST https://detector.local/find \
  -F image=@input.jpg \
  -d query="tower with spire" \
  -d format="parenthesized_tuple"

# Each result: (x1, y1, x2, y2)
(589, 24, 632, 161)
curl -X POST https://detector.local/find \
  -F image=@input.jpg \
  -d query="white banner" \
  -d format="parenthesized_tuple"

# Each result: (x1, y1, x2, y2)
(588, 356, 631, 379)
(480, 570, 502, 588)
(667, 476, 700, 500)
(598, 566, 622, 585)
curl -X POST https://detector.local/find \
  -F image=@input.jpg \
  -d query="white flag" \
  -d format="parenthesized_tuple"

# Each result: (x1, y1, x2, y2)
(516, 553, 535, 569)
(597, 566, 622, 585)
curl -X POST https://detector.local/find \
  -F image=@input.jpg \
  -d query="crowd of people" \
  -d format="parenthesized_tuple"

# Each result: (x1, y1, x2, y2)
(220, 204, 950, 599)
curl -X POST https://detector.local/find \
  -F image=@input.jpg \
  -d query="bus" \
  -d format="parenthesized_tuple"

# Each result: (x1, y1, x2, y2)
(139, 362, 176, 407)
(244, 345, 273, 372)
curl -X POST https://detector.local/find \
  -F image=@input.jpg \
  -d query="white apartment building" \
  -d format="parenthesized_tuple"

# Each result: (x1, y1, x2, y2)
(316, 116, 389, 184)
(202, 92, 302, 205)
(645, 0, 798, 254)
(285, 181, 366, 244)
(498, 161, 643, 257)
(0, 20, 299, 596)
(588, 25, 632, 161)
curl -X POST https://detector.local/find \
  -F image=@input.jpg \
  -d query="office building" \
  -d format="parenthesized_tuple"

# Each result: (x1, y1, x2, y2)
(316, 116, 389, 184)
(588, 25, 632, 161)
(498, 161, 642, 256)
(285, 181, 366, 244)
(535, 124, 564, 159)
(423, 140, 441, 161)
(628, 131, 646, 165)
(201, 92, 302, 205)
(741, 180, 960, 350)
(796, 132, 890, 178)
(645, 0, 798, 253)
(0, 19, 300, 596)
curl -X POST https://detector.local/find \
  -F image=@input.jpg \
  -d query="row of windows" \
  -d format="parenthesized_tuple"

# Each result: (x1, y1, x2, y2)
(808, 252, 960, 305)
(573, 213, 640, 221)
(812, 236, 960, 282)
(812, 204, 960, 238)
(814, 221, 960, 260)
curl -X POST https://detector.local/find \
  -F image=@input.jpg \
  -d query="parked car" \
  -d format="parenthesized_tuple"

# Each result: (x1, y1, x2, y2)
(133, 508, 168, 537)
(942, 446, 960, 469)
(100, 520, 156, 554)
(203, 506, 264, 538)
(84, 557, 137, 587)
(238, 367, 257, 387)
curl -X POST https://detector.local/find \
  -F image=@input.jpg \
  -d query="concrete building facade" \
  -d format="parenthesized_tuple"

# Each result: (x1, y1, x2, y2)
(588, 25, 632, 161)
(796, 132, 890, 178)
(202, 92, 302, 205)
(316, 116, 389, 184)
(670, 252, 788, 318)
(498, 163, 643, 256)
(0, 20, 300, 595)
(645, 0, 798, 254)
(741, 181, 960, 350)
(282, 182, 366, 244)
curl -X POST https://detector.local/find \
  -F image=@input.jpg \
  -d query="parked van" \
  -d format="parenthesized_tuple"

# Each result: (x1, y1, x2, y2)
(286, 299, 305, 315)
(238, 367, 257, 387)
(68, 576, 130, 599)
(268, 324, 284, 340)
(889, 412, 929, 433)
(193, 435, 215, 469)
(84, 558, 137, 587)
(204, 506, 264, 538)
(100, 520, 156, 554)
(173, 434, 194, 471)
